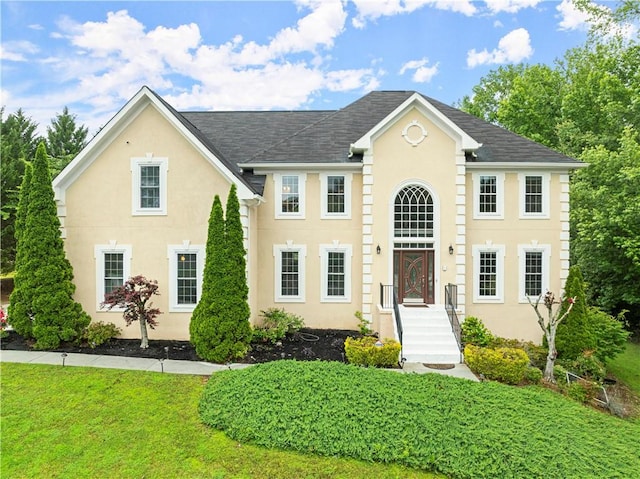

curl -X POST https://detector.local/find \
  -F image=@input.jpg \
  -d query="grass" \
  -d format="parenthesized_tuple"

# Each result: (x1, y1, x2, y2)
(0, 363, 440, 479)
(608, 342, 640, 394)
(200, 361, 640, 479)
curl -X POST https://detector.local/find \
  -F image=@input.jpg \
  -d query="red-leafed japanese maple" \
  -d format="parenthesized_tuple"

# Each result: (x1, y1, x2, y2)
(101, 275, 162, 349)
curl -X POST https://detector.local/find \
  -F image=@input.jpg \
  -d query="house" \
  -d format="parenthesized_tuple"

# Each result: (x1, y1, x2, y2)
(53, 86, 584, 363)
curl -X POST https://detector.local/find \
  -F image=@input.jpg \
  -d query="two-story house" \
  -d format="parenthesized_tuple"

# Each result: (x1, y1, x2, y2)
(52, 86, 584, 363)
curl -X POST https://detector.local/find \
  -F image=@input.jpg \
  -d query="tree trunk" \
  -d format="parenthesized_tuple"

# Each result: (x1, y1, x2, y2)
(139, 320, 149, 349)
(543, 323, 558, 382)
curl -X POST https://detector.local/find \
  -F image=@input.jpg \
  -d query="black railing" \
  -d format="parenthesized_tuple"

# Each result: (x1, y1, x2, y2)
(392, 289, 405, 368)
(445, 283, 462, 350)
(380, 283, 394, 309)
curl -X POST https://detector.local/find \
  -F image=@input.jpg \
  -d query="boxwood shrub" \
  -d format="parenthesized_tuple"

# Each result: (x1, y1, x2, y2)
(464, 344, 530, 385)
(344, 336, 401, 368)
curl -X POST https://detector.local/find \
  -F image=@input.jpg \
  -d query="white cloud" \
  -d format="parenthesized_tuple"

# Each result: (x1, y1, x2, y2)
(351, 0, 476, 28)
(0, 41, 39, 62)
(466, 28, 533, 68)
(399, 58, 439, 83)
(556, 0, 590, 31)
(483, 0, 541, 14)
(28, 24, 44, 30)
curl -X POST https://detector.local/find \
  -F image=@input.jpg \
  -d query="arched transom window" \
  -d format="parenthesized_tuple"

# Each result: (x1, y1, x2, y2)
(394, 185, 434, 238)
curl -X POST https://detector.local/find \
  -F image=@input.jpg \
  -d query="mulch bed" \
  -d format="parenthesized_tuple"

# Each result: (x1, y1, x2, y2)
(0, 328, 358, 364)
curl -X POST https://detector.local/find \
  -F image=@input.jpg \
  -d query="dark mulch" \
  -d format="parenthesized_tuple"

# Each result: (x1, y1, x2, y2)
(0, 328, 358, 364)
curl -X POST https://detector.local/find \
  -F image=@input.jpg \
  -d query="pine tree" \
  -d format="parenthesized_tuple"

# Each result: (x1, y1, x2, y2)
(46, 106, 88, 178)
(555, 265, 593, 359)
(10, 142, 90, 348)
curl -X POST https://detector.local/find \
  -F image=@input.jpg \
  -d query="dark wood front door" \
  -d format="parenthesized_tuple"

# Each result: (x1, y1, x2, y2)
(398, 250, 435, 305)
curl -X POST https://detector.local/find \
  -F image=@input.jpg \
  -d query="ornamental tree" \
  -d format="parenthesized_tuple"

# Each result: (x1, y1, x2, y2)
(554, 266, 593, 360)
(101, 275, 161, 349)
(528, 291, 576, 382)
(8, 142, 90, 348)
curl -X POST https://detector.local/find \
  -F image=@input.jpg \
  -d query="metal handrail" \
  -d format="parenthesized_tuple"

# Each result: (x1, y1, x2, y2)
(392, 290, 405, 368)
(445, 283, 462, 350)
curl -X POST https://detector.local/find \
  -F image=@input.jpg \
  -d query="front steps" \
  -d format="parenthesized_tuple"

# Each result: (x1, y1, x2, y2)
(399, 305, 462, 364)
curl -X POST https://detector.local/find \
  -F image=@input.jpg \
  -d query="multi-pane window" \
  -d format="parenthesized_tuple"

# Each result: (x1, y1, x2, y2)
(478, 251, 497, 297)
(394, 185, 434, 238)
(177, 253, 198, 305)
(479, 176, 497, 213)
(104, 253, 124, 295)
(524, 251, 543, 296)
(140, 165, 161, 209)
(281, 176, 299, 213)
(525, 176, 543, 213)
(281, 251, 300, 296)
(131, 157, 167, 215)
(327, 251, 345, 297)
(326, 176, 345, 214)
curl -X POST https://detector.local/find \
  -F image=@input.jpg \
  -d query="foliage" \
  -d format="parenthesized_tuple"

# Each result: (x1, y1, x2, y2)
(490, 337, 548, 370)
(461, 316, 494, 347)
(570, 351, 607, 383)
(81, 321, 122, 348)
(45, 106, 88, 178)
(464, 345, 530, 385)
(555, 266, 594, 360)
(566, 379, 601, 405)
(252, 308, 305, 344)
(200, 360, 640, 478)
(344, 337, 401, 368)
(101, 275, 161, 349)
(0, 308, 7, 339)
(190, 186, 252, 362)
(1, 364, 428, 479)
(7, 142, 90, 348)
(607, 342, 640, 395)
(588, 307, 630, 363)
(355, 310, 373, 336)
(523, 366, 543, 385)
(554, 365, 569, 385)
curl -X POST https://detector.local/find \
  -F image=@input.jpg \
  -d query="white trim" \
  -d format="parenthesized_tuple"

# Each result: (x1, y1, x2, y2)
(472, 244, 505, 303)
(94, 244, 132, 311)
(518, 172, 550, 219)
(517, 243, 551, 303)
(131, 156, 168, 215)
(240, 162, 362, 171)
(274, 173, 306, 219)
(472, 172, 505, 220)
(465, 162, 585, 171)
(319, 243, 352, 302)
(167, 244, 205, 312)
(320, 173, 352, 219)
(273, 243, 306, 302)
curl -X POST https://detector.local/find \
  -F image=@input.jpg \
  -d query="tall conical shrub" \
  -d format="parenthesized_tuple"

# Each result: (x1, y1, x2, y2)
(8, 142, 90, 348)
(555, 265, 593, 359)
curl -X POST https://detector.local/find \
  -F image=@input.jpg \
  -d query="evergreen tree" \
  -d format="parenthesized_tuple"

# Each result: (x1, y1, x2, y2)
(555, 265, 594, 360)
(46, 106, 88, 178)
(9, 142, 90, 348)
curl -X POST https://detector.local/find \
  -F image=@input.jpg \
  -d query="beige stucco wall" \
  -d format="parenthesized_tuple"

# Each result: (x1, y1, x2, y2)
(62, 104, 236, 340)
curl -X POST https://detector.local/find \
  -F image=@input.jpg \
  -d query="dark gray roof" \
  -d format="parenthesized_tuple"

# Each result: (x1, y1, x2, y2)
(153, 88, 581, 195)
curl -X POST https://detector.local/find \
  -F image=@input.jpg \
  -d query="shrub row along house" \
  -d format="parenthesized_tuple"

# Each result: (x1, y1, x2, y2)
(52, 87, 584, 363)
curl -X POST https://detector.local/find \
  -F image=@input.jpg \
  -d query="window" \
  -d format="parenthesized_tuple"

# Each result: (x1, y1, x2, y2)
(274, 244, 306, 302)
(519, 173, 550, 218)
(320, 173, 352, 218)
(518, 244, 550, 302)
(394, 185, 434, 238)
(94, 244, 132, 310)
(167, 245, 204, 311)
(473, 173, 504, 219)
(274, 174, 306, 219)
(131, 157, 168, 215)
(472, 244, 504, 302)
(320, 244, 352, 302)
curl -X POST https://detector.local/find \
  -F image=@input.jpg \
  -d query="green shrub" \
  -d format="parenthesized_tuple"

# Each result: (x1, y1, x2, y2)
(588, 307, 630, 363)
(82, 321, 122, 348)
(524, 366, 543, 384)
(464, 344, 530, 385)
(252, 308, 305, 344)
(567, 379, 600, 404)
(354, 310, 373, 336)
(571, 351, 606, 383)
(344, 336, 401, 368)
(461, 316, 494, 347)
(553, 365, 569, 385)
(490, 337, 548, 370)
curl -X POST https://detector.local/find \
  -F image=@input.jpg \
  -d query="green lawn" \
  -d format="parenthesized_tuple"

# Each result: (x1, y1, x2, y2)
(0, 363, 439, 479)
(608, 341, 640, 394)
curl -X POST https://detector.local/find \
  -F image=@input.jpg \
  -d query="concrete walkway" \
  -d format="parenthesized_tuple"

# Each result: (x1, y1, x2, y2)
(0, 350, 478, 381)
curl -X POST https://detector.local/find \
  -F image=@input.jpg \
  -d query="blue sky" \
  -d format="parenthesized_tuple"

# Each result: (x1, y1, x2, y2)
(1, 1, 602, 135)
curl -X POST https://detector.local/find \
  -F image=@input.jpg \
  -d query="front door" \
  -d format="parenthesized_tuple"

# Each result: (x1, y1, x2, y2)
(398, 250, 435, 305)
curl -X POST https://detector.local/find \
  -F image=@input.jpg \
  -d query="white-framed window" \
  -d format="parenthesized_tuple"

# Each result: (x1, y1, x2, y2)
(319, 243, 352, 302)
(131, 157, 168, 215)
(167, 244, 205, 312)
(473, 173, 504, 219)
(94, 244, 132, 310)
(518, 173, 550, 218)
(472, 244, 505, 303)
(518, 244, 551, 302)
(273, 243, 306, 302)
(274, 173, 306, 219)
(320, 173, 352, 219)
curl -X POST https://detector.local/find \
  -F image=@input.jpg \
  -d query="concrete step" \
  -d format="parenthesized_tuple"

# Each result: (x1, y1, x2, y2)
(404, 351, 462, 364)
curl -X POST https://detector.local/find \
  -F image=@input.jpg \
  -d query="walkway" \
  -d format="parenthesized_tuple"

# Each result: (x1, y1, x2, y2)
(0, 350, 479, 381)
